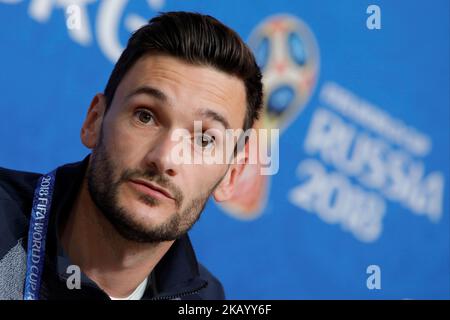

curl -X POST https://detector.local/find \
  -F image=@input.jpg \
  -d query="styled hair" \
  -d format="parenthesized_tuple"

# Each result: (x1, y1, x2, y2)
(103, 11, 263, 131)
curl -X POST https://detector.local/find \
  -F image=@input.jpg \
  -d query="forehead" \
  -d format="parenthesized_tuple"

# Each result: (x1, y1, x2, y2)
(112, 54, 247, 129)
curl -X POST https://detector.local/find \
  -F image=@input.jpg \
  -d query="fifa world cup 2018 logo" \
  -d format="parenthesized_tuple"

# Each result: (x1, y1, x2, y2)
(219, 14, 320, 220)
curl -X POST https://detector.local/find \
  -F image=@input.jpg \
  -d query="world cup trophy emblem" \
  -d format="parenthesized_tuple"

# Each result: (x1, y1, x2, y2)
(218, 14, 320, 219)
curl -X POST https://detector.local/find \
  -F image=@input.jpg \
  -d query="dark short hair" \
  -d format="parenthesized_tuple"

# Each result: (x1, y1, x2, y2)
(104, 11, 263, 131)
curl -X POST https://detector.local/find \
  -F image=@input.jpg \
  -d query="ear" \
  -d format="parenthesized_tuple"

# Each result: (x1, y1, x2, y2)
(81, 93, 107, 149)
(213, 141, 249, 202)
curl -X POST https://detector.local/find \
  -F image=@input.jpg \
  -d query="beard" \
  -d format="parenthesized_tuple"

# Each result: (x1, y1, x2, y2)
(86, 131, 221, 243)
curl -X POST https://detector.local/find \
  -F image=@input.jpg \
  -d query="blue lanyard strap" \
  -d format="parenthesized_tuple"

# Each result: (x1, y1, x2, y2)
(23, 170, 57, 300)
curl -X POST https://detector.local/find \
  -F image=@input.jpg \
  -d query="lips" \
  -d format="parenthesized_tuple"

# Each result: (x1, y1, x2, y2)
(129, 179, 174, 201)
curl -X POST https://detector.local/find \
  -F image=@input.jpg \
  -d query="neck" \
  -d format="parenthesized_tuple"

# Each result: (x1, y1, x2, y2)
(60, 176, 174, 298)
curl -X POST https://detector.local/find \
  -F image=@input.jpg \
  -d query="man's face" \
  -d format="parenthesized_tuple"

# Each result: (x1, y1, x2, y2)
(84, 54, 247, 243)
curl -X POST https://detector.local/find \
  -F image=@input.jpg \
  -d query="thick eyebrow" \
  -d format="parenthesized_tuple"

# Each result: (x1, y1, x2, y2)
(125, 86, 230, 129)
(125, 86, 167, 103)
(197, 108, 230, 130)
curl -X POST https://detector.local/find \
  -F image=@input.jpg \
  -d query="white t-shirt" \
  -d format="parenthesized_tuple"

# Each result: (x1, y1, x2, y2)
(109, 277, 148, 300)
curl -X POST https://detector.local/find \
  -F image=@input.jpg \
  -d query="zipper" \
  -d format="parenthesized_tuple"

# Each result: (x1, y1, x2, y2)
(150, 281, 208, 300)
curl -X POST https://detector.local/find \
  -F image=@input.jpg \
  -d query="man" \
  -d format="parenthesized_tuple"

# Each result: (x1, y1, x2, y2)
(0, 11, 263, 300)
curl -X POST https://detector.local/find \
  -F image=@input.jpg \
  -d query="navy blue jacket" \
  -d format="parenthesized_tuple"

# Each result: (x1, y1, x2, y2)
(0, 156, 225, 300)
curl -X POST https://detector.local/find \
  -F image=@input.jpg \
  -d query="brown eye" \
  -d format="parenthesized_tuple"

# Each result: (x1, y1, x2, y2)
(196, 134, 215, 149)
(135, 109, 155, 124)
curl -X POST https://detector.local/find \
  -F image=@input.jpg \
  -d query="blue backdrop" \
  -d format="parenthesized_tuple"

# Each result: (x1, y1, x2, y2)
(0, 0, 448, 299)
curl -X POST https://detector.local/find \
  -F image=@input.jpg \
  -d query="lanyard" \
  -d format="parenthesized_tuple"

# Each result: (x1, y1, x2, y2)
(23, 171, 56, 300)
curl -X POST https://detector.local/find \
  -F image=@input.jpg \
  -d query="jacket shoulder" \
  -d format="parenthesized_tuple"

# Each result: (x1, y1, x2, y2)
(0, 167, 40, 204)
(198, 263, 225, 300)
(0, 167, 40, 256)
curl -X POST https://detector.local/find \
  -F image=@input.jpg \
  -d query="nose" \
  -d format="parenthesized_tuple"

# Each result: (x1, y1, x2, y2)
(143, 130, 181, 177)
